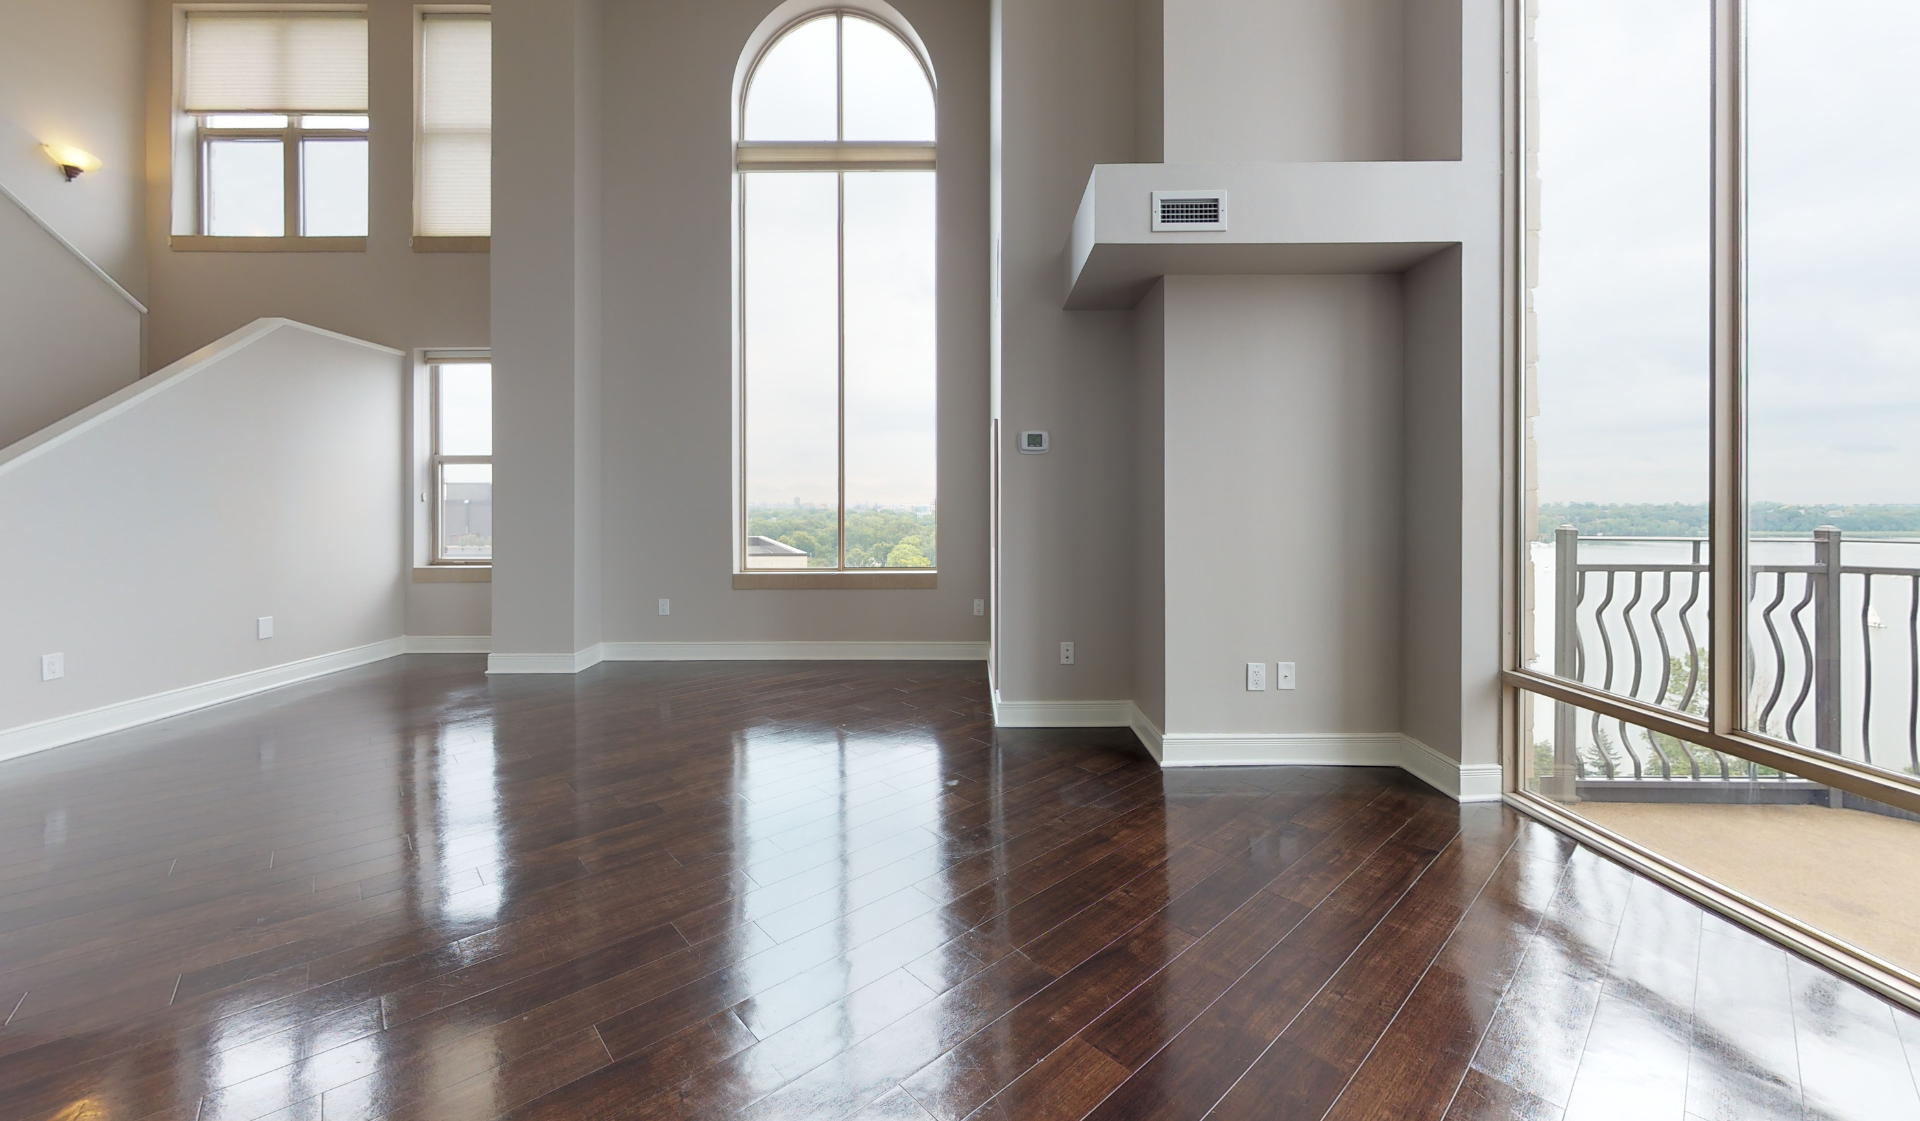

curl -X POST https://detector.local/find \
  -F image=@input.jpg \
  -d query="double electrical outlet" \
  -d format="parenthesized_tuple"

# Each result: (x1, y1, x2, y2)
(1246, 662, 1296, 691)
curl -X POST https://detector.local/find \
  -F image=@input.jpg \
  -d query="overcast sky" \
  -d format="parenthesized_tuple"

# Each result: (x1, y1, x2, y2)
(742, 15, 937, 511)
(1533, 0, 1920, 505)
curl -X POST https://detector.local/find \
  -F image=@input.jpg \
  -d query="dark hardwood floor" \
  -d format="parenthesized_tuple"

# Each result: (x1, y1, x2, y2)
(1, 658, 1916, 1121)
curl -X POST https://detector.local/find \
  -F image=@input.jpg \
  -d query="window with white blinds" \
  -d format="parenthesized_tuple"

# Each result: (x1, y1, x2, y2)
(177, 10, 370, 241)
(184, 12, 368, 113)
(417, 13, 492, 237)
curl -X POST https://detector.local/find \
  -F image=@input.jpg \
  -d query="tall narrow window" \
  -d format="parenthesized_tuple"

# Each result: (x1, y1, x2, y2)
(431, 357, 492, 563)
(738, 12, 937, 571)
(180, 12, 369, 241)
(417, 10, 492, 240)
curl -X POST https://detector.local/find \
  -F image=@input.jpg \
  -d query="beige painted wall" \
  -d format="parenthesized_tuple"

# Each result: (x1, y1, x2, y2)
(1402, 247, 1464, 758)
(489, 0, 601, 660)
(1161, 275, 1405, 735)
(0, 321, 405, 735)
(140, 0, 490, 639)
(0, 0, 148, 450)
(0, 0, 148, 292)
(556, 0, 991, 650)
(1130, 280, 1166, 729)
(995, 0, 1502, 769)
(141, 0, 489, 370)
(1161, 0, 1461, 163)
(0, 195, 143, 450)
(993, 0, 1141, 702)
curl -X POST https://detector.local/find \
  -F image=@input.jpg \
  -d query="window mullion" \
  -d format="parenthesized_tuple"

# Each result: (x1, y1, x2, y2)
(1708, 0, 1747, 739)
(835, 15, 847, 570)
(837, 169, 847, 571)
(285, 123, 300, 238)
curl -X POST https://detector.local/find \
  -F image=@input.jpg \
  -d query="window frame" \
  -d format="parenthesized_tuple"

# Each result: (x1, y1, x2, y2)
(412, 4, 492, 251)
(1502, 0, 1920, 1010)
(169, 6, 371, 252)
(428, 353, 492, 566)
(733, 8, 939, 584)
(194, 114, 369, 240)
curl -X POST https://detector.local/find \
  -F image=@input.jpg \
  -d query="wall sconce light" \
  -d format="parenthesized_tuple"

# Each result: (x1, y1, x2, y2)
(42, 144, 102, 181)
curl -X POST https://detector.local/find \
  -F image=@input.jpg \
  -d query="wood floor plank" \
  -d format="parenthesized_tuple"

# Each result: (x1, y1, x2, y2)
(0, 658, 1902, 1121)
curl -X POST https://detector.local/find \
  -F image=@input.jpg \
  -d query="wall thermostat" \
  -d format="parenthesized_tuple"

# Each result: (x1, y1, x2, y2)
(1018, 430, 1049, 454)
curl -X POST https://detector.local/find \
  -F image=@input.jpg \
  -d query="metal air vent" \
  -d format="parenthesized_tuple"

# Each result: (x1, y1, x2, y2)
(1151, 190, 1227, 232)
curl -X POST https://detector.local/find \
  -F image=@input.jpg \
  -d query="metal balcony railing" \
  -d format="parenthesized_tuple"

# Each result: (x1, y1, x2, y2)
(1542, 525, 1920, 803)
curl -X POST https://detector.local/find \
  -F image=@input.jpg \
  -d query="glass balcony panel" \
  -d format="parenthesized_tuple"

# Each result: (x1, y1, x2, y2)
(1522, 1, 1711, 714)
(1745, 2, 1920, 776)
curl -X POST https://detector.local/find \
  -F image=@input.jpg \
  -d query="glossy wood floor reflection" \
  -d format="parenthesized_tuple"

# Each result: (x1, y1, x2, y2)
(2, 660, 1917, 1121)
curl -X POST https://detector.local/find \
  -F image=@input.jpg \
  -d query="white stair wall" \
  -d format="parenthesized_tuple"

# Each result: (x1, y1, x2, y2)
(0, 182, 144, 450)
(0, 319, 407, 756)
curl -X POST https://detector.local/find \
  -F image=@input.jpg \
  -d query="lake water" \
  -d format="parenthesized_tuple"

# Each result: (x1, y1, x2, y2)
(1525, 536, 1920, 777)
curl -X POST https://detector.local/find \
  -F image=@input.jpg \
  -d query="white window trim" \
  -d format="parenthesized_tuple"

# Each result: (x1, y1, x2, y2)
(413, 348, 492, 572)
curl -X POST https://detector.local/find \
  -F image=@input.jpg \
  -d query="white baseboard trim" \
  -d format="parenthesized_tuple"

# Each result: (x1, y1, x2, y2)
(0, 637, 406, 764)
(1160, 731, 1408, 768)
(1402, 735, 1504, 802)
(404, 635, 490, 654)
(991, 690, 1139, 728)
(602, 640, 990, 662)
(990, 697, 1503, 803)
(487, 643, 605, 674)
(1128, 704, 1165, 762)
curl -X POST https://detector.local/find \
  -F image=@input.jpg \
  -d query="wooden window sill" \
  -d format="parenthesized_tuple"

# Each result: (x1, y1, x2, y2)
(412, 235, 489, 252)
(170, 235, 367, 252)
(733, 571, 936, 590)
(414, 566, 491, 583)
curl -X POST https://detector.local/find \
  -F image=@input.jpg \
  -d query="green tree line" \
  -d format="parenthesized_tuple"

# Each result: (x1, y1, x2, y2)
(748, 505, 936, 568)
(1538, 502, 1920, 541)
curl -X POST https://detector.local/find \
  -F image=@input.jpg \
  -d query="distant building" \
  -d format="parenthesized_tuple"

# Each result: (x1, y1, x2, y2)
(746, 535, 808, 568)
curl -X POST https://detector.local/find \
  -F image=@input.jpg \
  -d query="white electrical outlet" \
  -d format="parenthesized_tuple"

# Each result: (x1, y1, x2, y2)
(658, 599, 671, 616)
(256, 616, 274, 640)
(973, 599, 985, 617)
(40, 653, 64, 682)
(1059, 641, 1075, 665)
(1246, 662, 1266, 691)
(1276, 661, 1297, 690)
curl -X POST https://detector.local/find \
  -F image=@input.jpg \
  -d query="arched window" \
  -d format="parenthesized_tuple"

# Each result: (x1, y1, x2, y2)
(738, 10, 937, 573)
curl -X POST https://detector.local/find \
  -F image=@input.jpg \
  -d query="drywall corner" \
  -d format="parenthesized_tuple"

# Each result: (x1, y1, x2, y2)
(1401, 245, 1464, 761)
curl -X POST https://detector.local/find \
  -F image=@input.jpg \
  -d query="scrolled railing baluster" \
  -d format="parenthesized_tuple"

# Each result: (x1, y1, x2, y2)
(1624, 573, 1647, 701)
(1910, 574, 1919, 775)
(1651, 572, 1676, 709)
(1678, 569, 1704, 714)
(1862, 574, 1876, 764)
(1784, 574, 1816, 745)
(1597, 573, 1619, 696)
(1758, 571, 1793, 737)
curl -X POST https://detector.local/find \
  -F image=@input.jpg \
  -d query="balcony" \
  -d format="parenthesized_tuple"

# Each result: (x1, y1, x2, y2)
(1525, 527, 1920, 977)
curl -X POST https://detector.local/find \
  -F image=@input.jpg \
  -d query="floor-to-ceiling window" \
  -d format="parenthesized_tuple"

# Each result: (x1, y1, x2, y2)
(1514, 0, 1920, 1002)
